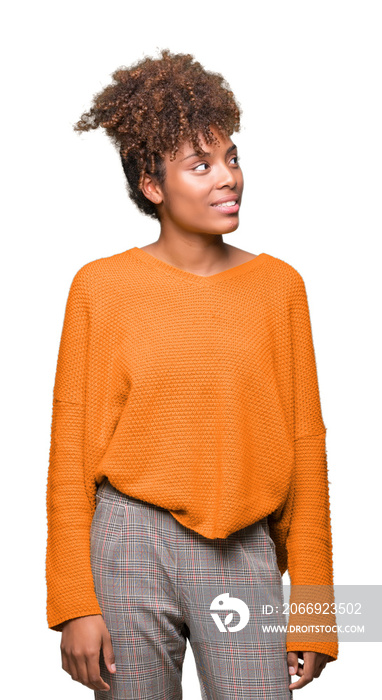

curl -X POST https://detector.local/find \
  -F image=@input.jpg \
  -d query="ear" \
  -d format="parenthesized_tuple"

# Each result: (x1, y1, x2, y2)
(140, 172, 164, 206)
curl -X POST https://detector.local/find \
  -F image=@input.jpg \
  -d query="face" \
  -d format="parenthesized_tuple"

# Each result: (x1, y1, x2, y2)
(141, 125, 244, 236)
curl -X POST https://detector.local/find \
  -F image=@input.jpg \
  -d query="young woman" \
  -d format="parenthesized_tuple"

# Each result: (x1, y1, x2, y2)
(45, 49, 338, 698)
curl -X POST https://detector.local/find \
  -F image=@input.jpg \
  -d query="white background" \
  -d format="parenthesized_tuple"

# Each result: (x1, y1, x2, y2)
(2, 1, 381, 697)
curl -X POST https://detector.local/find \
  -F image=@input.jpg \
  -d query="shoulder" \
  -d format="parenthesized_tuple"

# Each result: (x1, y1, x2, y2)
(262, 252, 304, 282)
(68, 248, 136, 293)
(256, 253, 307, 306)
(74, 249, 131, 278)
(229, 245, 303, 284)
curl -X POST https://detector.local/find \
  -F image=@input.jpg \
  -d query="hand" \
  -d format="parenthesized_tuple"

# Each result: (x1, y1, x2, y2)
(60, 614, 117, 692)
(287, 650, 330, 690)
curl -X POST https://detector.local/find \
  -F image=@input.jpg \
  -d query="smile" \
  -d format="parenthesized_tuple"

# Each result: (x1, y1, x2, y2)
(211, 201, 240, 214)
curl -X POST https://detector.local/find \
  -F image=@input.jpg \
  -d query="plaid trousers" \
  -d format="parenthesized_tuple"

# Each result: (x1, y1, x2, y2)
(90, 477, 293, 699)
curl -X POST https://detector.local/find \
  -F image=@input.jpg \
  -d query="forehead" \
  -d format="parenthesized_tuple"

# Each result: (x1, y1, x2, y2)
(174, 129, 235, 160)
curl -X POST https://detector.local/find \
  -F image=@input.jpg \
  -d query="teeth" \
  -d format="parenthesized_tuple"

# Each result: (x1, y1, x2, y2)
(215, 201, 236, 207)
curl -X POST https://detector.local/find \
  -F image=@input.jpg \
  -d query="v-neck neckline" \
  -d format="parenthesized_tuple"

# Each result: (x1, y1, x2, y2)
(129, 247, 268, 285)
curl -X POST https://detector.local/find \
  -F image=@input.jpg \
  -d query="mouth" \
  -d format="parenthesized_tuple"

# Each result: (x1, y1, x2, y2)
(211, 199, 240, 214)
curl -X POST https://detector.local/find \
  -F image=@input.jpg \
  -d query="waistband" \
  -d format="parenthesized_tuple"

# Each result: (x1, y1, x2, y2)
(96, 476, 169, 512)
(96, 477, 270, 538)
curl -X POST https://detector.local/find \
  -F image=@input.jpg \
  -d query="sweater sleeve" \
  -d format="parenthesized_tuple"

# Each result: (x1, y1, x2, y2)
(45, 266, 102, 632)
(285, 272, 339, 661)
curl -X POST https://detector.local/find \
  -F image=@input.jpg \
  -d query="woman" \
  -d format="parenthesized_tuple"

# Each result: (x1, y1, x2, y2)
(45, 49, 338, 698)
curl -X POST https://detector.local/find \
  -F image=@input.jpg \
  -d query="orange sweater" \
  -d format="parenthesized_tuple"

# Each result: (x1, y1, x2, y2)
(45, 247, 338, 659)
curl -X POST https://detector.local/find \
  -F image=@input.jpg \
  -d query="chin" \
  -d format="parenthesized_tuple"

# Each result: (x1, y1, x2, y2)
(222, 218, 240, 232)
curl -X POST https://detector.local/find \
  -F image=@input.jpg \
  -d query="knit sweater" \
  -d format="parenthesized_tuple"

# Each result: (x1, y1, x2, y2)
(45, 246, 338, 659)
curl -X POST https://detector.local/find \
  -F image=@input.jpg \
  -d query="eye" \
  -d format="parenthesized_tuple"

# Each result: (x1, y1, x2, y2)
(192, 155, 240, 171)
(193, 162, 209, 171)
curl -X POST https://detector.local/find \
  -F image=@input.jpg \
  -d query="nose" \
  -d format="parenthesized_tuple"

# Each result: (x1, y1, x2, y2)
(215, 161, 237, 189)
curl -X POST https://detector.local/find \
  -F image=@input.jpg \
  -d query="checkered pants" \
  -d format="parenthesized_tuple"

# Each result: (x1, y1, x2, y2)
(90, 477, 293, 699)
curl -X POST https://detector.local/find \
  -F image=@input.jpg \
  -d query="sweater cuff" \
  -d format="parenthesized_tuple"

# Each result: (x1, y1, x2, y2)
(285, 583, 339, 661)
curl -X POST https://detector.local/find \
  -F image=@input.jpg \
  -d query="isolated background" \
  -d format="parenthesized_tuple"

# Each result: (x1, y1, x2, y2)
(2, 0, 381, 697)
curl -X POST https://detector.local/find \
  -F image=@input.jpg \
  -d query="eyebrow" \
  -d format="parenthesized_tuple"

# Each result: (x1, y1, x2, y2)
(180, 143, 237, 162)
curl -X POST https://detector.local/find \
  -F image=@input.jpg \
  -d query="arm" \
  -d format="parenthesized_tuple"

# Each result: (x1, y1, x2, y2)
(45, 265, 102, 631)
(285, 272, 338, 661)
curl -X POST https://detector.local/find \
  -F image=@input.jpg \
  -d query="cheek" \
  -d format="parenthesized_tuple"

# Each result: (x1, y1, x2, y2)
(236, 168, 244, 190)
(169, 179, 210, 213)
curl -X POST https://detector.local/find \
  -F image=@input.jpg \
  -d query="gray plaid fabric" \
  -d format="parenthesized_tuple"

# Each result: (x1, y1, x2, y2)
(90, 477, 293, 699)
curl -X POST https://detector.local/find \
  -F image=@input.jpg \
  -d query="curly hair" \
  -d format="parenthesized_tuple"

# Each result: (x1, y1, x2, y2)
(73, 48, 242, 220)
